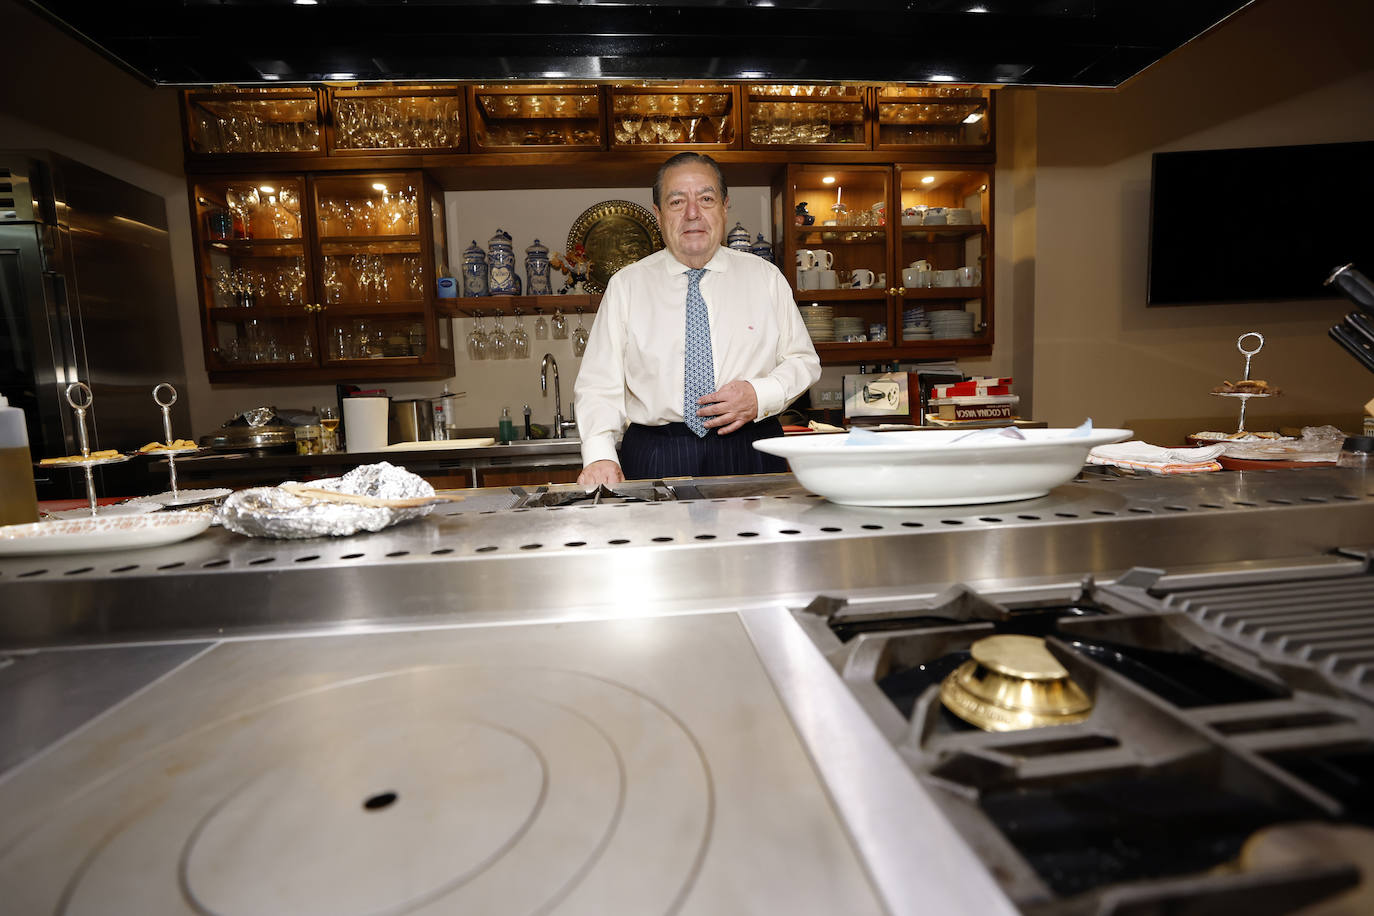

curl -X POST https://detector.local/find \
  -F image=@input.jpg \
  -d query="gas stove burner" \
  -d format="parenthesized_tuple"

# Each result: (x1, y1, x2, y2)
(793, 563, 1374, 912)
(939, 634, 1093, 732)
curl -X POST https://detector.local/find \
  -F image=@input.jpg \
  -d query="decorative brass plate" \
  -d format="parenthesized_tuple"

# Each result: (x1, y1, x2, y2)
(567, 199, 663, 294)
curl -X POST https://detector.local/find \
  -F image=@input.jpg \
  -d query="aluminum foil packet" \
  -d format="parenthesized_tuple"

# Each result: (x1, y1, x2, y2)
(218, 462, 437, 539)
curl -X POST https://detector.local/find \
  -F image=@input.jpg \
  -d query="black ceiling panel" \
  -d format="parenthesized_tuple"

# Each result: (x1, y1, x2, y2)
(20, 0, 1258, 88)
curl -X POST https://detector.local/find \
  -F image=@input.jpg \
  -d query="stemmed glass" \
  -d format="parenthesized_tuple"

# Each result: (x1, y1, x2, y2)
(466, 311, 488, 360)
(318, 406, 339, 453)
(551, 307, 568, 339)
(572, 307, 589, 356)
(489, 309, 510, 360)
(511, 307, 530, 359)
(533, 307, 549, 340)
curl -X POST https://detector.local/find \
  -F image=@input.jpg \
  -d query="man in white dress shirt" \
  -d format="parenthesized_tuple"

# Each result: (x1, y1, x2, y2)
(574, 153, 821, 486)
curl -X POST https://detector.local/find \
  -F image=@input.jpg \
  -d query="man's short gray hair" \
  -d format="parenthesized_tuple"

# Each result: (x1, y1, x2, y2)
(652, 153, 729, 208)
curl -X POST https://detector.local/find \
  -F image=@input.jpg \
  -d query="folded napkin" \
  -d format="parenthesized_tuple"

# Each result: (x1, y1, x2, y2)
(1088, 441, 1225, 474)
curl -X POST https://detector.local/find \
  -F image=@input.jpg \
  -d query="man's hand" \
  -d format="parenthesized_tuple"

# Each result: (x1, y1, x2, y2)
(578, 459, 625, 487)
(695, 379, 759, 435)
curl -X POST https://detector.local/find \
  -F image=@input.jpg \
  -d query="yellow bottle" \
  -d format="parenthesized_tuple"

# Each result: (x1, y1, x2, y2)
(0, 394, 40, 526)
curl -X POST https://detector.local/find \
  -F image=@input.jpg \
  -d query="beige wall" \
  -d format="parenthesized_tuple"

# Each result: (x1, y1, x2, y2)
(1023, 0, 1374, 443)
(5, 0, 1372, 448)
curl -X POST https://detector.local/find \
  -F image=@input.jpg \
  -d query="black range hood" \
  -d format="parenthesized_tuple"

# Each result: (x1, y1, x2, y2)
(22, 0, 1257, 88)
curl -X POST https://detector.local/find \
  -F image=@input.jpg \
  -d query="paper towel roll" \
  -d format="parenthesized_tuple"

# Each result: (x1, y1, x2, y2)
(343, 397, 390, 453)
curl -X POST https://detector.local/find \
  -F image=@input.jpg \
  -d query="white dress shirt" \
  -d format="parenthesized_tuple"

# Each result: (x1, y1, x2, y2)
(574, 246, 821, 468)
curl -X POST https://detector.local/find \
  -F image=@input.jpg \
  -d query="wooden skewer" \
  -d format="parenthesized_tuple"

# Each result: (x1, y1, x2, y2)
(279, 483, 464, 508)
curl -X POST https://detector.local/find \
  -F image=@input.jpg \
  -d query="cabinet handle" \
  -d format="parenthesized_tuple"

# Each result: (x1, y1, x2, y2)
(887, 287, 899, 296)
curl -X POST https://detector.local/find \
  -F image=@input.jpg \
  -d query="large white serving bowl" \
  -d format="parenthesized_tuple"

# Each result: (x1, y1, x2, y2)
(753, 427, 1133, 506)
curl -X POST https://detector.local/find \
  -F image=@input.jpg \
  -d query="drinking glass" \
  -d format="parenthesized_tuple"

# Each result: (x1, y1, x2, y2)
(318, 406, 340, 453)
(466, 311, 488, 360)
(551, 307, 568, 339)
(533, 307, 549, 339)
(511, 308, 530, 359)
(572, 307, 589, 356)
(489, 310, 510, 360)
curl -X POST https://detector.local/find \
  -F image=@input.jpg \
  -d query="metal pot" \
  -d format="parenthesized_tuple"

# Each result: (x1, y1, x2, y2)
(390, 398, 436, 443)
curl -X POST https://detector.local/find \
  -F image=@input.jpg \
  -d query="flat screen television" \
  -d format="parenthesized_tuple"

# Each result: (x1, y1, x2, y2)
(1147, 140, 1374, 305)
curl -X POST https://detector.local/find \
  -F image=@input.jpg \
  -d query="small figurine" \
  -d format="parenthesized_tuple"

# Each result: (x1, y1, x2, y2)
(795, 202, 815, 226)
(550, 243, 592, 294)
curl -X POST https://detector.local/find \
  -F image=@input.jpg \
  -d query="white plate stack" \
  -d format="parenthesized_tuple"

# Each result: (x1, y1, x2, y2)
(833, 316, 866, 342)
(946, 208, 973, 225)
(801, 304, 835, 343)
(929, 310, 975, 339)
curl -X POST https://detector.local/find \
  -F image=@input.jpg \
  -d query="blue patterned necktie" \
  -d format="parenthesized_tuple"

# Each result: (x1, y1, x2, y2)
(682, 267, 714, 437)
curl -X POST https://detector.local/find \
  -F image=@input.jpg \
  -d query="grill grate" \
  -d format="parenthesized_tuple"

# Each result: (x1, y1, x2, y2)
(1157, 564, 1374, 704)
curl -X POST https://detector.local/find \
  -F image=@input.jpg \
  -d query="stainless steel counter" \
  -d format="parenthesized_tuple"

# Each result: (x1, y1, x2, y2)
(2, 467, 1372, 914)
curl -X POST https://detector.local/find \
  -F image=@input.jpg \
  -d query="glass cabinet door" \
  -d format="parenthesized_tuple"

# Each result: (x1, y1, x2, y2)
(781, 164, 894, 360)
(606, 84, 737, 147)
(328, 86, 466, 153)
(192, 176, 319, 371)
(469, 84, 602, 150)
(744, 84, 868, 149)
(876, 86, 992, 150)
(895, 165, 991, 350)
(184, 90, 324, 156)
(311, 172, 436, 366)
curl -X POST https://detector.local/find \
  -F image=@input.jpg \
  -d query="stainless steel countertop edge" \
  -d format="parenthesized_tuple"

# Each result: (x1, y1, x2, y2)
(738, 605, 1021, 916)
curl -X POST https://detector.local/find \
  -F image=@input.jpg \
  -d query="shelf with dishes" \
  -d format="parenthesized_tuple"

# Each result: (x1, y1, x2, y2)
(191, 169, 453, 383)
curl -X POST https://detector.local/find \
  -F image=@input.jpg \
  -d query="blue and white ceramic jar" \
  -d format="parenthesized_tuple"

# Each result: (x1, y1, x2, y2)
(487, 229, 517, 295)
(461, 240, 489, 297)
(749, 233, 774, 263)
(726, 221, 752, 251)
(525, 238, 552, 295)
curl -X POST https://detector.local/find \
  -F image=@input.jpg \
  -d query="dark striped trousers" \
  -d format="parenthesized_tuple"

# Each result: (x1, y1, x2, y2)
(619, 418, 788, 479)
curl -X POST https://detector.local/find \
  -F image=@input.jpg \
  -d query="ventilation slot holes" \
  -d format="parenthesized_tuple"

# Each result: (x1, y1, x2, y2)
(63, 567, 93, 576)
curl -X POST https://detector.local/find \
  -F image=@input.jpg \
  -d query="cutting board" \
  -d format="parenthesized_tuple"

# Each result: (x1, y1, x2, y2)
(381, 438, 495, 451)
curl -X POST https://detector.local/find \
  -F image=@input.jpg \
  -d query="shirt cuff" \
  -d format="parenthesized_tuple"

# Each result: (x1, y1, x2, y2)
(580, 434, 620, 468)
(747, 377, 786, 421)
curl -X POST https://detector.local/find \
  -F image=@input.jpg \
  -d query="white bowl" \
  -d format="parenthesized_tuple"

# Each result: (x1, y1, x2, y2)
(753, 427, 1132, 506)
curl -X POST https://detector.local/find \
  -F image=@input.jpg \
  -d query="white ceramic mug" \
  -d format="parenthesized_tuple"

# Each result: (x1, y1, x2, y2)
(903, 266, 934, 288)
(957, 265, 981, 286)
(796, 249, 818, 270)
(810, 249, 834, 269)
(850, 268, 876, 289)
(909, 259, 932, 271)
(818, 268, 838, 289)
(935, 269, 959, 287)
(798, 267, 822, 290)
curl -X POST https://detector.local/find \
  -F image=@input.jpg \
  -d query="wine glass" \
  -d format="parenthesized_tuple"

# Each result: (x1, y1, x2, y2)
(489, 309, 510, 360)
(318, 406, 339, 453)
(511, 308, 530, 359)
(551, 307, 568, 339)
(466, 311, 488, 360)
(533, 307, 549, 340)
(572, 307, 589, 356)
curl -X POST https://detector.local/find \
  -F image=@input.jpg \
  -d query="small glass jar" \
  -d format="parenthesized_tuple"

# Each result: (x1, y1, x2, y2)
(295, 424, 323, 455)
(1336, 436, 1373, 469)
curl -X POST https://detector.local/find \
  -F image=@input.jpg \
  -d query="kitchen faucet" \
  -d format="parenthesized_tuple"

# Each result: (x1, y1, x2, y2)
(540, 353, 573, 439)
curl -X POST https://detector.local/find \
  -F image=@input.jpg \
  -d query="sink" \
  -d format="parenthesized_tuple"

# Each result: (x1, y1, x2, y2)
(495, 438, 579, 449)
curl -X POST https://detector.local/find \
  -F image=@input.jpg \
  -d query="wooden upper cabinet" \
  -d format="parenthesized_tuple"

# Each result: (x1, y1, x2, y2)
(742, 84, 870, 150)
(181, 83, 997, 160)
(875, 86, 994, 152)
(183, 88, 325, 158)
(605, 84, 739, 149)
(327, 85, 467, 155)
(468, 83, 604, 151)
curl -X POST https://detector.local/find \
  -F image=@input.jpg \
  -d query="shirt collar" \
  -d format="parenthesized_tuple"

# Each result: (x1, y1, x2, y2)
(663, 246, 731, 276)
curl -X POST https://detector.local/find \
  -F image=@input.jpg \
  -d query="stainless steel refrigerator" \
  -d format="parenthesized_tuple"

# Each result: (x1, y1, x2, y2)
(1, 151, 189, 498)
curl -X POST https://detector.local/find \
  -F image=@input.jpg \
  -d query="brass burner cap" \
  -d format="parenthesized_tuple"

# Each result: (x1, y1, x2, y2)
(940, 634, 1092, 732)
